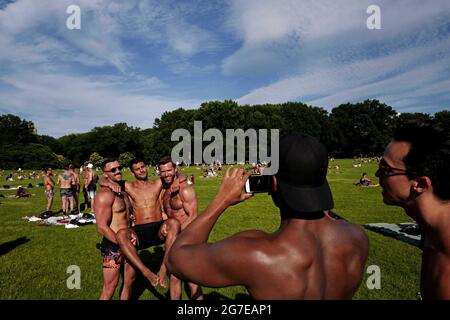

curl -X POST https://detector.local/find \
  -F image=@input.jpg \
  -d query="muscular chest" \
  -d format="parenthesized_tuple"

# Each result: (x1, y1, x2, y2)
(129, 189, 157, 206)
(112, 195, 128, 213)
(163, 190, 183, 211)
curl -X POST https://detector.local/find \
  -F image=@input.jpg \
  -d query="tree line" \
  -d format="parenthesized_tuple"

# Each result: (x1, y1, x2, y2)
(0, 100, 449, 169)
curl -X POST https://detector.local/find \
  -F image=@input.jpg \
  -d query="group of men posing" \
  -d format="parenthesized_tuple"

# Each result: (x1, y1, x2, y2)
(42, 164, 98, 215)
(95, 156, 203, 300)
(95, 119, 449, 300)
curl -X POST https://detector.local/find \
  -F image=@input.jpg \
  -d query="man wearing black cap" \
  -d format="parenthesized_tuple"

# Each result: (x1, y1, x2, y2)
(167, 133, 369, 299)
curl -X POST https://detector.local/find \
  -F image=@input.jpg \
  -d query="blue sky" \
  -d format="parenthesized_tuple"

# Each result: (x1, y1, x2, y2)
(0, 0, 449, 137)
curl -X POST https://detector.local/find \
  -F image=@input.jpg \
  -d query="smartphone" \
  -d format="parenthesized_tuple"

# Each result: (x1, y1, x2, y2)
(244, 175, 274, 193)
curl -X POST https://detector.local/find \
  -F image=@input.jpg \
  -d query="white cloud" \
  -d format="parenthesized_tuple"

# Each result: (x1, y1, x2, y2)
(0, 71, 199, 137)
(229, 0, 450, 113)
(237, 37, 450, 111)
(0, 0, 130, 72)
(223, 0, 450, 75)
(0, 0, 212, 137)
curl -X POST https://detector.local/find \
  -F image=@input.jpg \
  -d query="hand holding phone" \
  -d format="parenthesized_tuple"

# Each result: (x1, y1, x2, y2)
(244, 175, 274, 193)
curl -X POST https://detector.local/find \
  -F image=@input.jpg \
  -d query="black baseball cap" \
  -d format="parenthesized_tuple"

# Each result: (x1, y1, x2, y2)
(276, 133, 334, 212)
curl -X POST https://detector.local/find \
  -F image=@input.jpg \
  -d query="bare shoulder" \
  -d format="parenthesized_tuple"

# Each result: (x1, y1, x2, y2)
(153, 178, 162, 187)
(219, 230, 307, 283)
(347, 221, 368, 246)
(180, 180, 195, 194)
(96, 188, 115, 203)
(124, 180, 133, 190)
(219, 230, 276, 262)
(329, 214, 369, 254)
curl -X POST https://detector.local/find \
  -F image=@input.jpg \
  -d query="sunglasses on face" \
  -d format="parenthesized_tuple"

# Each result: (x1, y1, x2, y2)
(375, 161, 409, 178)
(104, 166, 123, 173)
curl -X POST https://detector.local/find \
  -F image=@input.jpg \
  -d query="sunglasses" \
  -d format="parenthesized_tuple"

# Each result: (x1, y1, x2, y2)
(104, 166, 123, 173)
(375, 161, 409, 178)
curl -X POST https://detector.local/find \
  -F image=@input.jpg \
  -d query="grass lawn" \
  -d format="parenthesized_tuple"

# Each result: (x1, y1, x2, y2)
(0, 160, 421, 300)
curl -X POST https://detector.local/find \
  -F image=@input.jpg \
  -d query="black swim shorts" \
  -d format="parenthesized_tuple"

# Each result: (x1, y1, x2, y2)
(133, 221, 165, 250)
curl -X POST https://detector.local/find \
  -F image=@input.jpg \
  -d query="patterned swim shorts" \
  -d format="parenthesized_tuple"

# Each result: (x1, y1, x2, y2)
(44, 189, 54, 199)
(98, 238, 125, 269)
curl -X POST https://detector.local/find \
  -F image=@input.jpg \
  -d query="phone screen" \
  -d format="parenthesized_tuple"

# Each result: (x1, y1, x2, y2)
(246, 175, 273, 193)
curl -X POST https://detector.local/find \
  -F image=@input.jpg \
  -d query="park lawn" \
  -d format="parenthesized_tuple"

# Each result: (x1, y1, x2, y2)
(0, 160, 421, 300)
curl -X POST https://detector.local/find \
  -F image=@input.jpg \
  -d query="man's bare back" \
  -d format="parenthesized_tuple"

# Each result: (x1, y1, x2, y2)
(168, 167, 369, 300)
(58, 171, 74, 189)
(239, 212, 368, 299)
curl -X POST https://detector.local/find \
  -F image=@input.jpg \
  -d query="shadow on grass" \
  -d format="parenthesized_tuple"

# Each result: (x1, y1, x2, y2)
(128, 246, 251, 301)
(130, 247, 168, 300)
(0, 236, 30, 256)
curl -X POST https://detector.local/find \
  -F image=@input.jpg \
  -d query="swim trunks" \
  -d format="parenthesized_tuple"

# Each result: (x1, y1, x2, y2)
(87, 185, 96, 199)
(60, 188, 73, 197)
(133, 221, 165, 250)
(98, 237, 125, 269)
(44, 189, 54, 199)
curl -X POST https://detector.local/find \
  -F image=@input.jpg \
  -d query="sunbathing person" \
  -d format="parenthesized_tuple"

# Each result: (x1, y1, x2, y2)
(15, 187, 31, 198)
(355, 173, 379, 187)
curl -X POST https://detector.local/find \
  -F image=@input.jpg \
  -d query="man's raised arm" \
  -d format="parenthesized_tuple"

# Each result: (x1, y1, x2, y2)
(167, 168, 253, 286)
(98, 177, 124, 194)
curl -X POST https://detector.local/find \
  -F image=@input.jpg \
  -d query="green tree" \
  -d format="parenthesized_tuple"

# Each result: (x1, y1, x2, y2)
(37, 135, 63, 154)
(0, 143, 59, 169)
(55, 154, 70, 168)
(119, 152, 135, 168)
(329, 100, 397, 157)
(86, 152, 105, 168)
(0, 114, 37, 145)
(396, 112, 431, 128)
(434, 110, 450, 127)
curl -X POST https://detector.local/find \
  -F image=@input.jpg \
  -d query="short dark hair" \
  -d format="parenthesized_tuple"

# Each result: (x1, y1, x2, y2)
(129, 158, 146, 171)
(158, 155, 175, 168)
(101, 158, 119, 171)
(394, 120, 450, 200)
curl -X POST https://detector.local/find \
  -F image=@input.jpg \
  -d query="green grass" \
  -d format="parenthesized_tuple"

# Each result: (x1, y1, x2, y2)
(0, 161, 421, 300)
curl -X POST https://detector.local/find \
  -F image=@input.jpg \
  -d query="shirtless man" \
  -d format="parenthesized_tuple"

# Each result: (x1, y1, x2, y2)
(81, 166, 89, 210)
(375, 120, 450, 299)
(168, 133, 369, 299)
(42, 167, 55, 212)
(159, 156, 203, 300)
(95, 159, 135, 300)
(57, 166, 75, 215)
(101, 158, 181, 295)
(85, 163, 98, 213)
(68, 165, 81, 213)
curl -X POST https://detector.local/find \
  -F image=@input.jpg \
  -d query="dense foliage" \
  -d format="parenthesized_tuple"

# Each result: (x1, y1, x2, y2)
(0, 100, 448, 168)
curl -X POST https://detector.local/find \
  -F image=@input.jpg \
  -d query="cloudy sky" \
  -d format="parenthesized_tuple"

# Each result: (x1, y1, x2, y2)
(1, 0, 449, 137)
